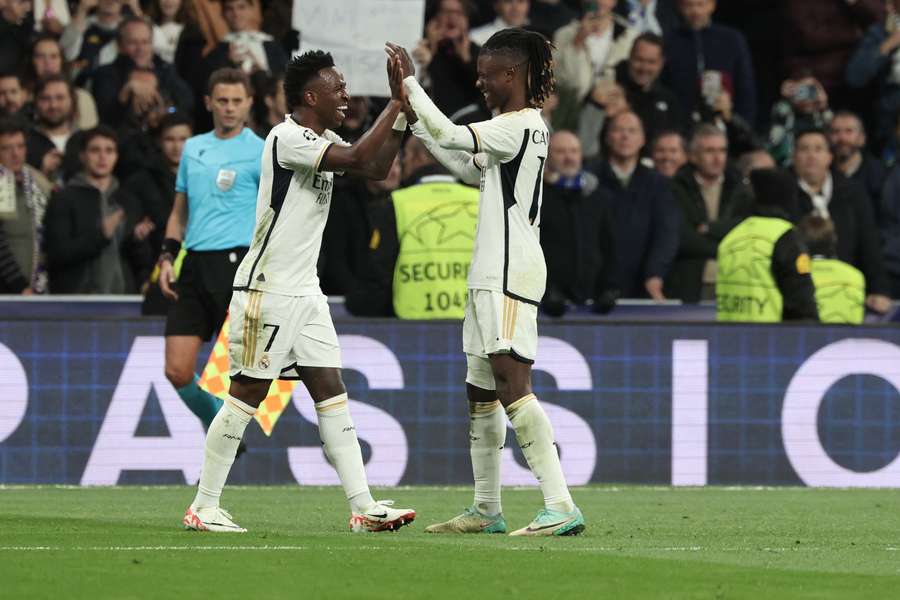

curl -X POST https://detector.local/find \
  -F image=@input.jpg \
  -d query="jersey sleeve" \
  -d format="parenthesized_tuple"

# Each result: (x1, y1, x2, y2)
(276, 128, 334, 173)
(175, 142, 189, 193)
(468, 114, 529, 162)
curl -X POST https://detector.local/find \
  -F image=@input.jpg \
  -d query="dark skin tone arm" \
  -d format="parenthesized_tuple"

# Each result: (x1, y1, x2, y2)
(298, 55, 405, 180)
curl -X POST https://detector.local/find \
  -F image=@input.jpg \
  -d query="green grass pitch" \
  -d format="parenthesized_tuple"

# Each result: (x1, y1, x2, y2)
(1, 485, 898, 599)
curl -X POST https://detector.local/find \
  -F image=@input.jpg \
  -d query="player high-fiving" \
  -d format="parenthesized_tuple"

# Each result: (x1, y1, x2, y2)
(386, 30, 585, 537)
(183, 49, 416, 534)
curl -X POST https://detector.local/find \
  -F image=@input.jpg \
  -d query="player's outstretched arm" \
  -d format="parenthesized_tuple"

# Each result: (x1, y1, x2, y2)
(386, 43, 479, 154)
(407, 115, 482, 186)
(387, 44, 481, 185)
(319, 57, 405, 180)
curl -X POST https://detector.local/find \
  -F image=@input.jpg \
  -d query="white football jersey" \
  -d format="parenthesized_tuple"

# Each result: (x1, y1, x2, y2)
(466, 108, 548, 305)
(233, 116, 345, 296)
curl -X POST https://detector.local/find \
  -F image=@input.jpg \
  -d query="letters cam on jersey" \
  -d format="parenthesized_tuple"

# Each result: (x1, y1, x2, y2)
(467, 108, 548, 305)
(233, 116, 345, 296)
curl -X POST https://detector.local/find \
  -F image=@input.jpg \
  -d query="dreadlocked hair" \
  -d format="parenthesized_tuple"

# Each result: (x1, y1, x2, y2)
(283, 50, 335, 111)
(482, 28, 556, 108)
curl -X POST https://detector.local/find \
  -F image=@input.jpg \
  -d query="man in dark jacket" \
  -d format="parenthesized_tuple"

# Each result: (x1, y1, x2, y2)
(593, 111, 679, 299)
(616, 32, 685, 144)
(792, 128, 892, 312)
(43, 126, 153, 293)
(26, 76, 83, 183)
(662, 0, 757, 126)
(829, 110, 886, 215)
(87, 17, 193, 130)
(540, 130, 616, 316)
(666, 124, 753, 303)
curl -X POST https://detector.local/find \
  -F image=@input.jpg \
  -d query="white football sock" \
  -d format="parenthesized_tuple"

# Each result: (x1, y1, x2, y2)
(469, 399, 505, 516)
(507, 394, 575, 514)
(315, 393, 375, 514)
(193, 394, 255, 510)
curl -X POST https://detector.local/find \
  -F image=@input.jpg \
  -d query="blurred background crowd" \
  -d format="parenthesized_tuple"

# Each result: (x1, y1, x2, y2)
(1, 0, 899, 320)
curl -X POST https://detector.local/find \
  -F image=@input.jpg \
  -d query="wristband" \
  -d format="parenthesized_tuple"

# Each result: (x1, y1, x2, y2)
(161, 238, 181, 256)
(392, 112, 408, 132)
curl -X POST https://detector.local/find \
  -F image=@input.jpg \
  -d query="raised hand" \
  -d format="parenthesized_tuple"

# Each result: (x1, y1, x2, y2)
(386, 42, 416, 80)
(386, 53, 402, 100)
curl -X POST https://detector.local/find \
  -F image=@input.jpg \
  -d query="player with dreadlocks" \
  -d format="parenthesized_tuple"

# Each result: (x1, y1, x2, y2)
(182, 49, 416, 533)
(387, 29, 585, 537)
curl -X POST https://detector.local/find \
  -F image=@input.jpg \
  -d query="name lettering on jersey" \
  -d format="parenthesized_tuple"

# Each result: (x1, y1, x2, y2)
(312, 173, 332, 205)
(531, 130, 548, 146)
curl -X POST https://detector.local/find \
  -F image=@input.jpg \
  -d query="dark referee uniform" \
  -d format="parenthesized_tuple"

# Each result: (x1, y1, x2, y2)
(168, 127, 264, 339)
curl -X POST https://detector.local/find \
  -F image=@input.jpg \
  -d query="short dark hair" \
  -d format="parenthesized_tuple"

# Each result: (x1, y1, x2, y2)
(831, 110, 865, 134)
(651, 129, 686, 151)
(0, 71, 22, 84)
(206, 67, 252, 96)
(117, 15, 152, 44)
(283, 50, 335, 110)
(794, 127, 828, 146)
(157, 111, 194, 136)
(81, 125, 119, 151)
(798, 214, 837, 257)
(34, 73, 74, 100)
(632, 32, 664, 54)
(0, 116, 29, 138)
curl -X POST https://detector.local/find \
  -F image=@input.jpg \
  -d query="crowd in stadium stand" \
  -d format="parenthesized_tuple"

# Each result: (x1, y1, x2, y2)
(1, 0, 899, 319)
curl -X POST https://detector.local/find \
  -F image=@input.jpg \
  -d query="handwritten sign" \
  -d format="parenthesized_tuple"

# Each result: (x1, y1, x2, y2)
(294, 0, 425, 97)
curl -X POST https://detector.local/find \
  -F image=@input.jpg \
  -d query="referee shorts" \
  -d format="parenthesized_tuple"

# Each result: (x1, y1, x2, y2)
(164, 247, 248, 341)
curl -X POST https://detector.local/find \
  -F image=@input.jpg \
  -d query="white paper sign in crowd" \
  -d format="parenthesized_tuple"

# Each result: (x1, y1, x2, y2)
(294, 0, 426, 97)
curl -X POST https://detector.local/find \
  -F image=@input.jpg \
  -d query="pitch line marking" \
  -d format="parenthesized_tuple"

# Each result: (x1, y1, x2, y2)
(2, 545, 897, 553)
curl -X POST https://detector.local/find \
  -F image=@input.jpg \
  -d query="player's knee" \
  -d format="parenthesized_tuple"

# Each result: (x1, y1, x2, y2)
(165, 363, 194, 389)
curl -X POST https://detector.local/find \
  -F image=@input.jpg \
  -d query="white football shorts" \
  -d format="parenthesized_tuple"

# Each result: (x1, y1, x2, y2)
(463, 289, 538, 390)
(228, 290, 341, 380)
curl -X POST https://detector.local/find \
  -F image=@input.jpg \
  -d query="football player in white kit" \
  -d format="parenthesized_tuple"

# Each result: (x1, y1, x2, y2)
(182, 50, 416, 533)
(387, 29, 584, 537)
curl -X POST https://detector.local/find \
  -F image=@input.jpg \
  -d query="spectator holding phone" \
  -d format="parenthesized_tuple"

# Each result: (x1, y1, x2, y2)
(662, 0, 757, 127)
(553, 0, 638, 130)
(767, 75, 831, 166)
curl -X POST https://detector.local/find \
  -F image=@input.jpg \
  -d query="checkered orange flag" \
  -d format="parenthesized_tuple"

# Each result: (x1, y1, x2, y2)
(198, 315, 298, 436)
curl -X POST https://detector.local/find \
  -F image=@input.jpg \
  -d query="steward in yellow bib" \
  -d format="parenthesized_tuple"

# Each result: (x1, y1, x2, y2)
(392, 167, 479, 319)
(797, 215, 865, 324)
(716, 169, 819, 322)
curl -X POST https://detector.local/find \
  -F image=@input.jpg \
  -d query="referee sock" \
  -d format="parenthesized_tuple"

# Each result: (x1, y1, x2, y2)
(193, 394, 255, 509)
(315, 394, 376, 514)
(177, 374, 224, 429)
(507, 394, 575, 514)
(469, 399, 505, 517)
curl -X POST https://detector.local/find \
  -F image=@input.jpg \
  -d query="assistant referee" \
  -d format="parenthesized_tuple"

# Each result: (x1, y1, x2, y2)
(158, 68, 264, 431)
